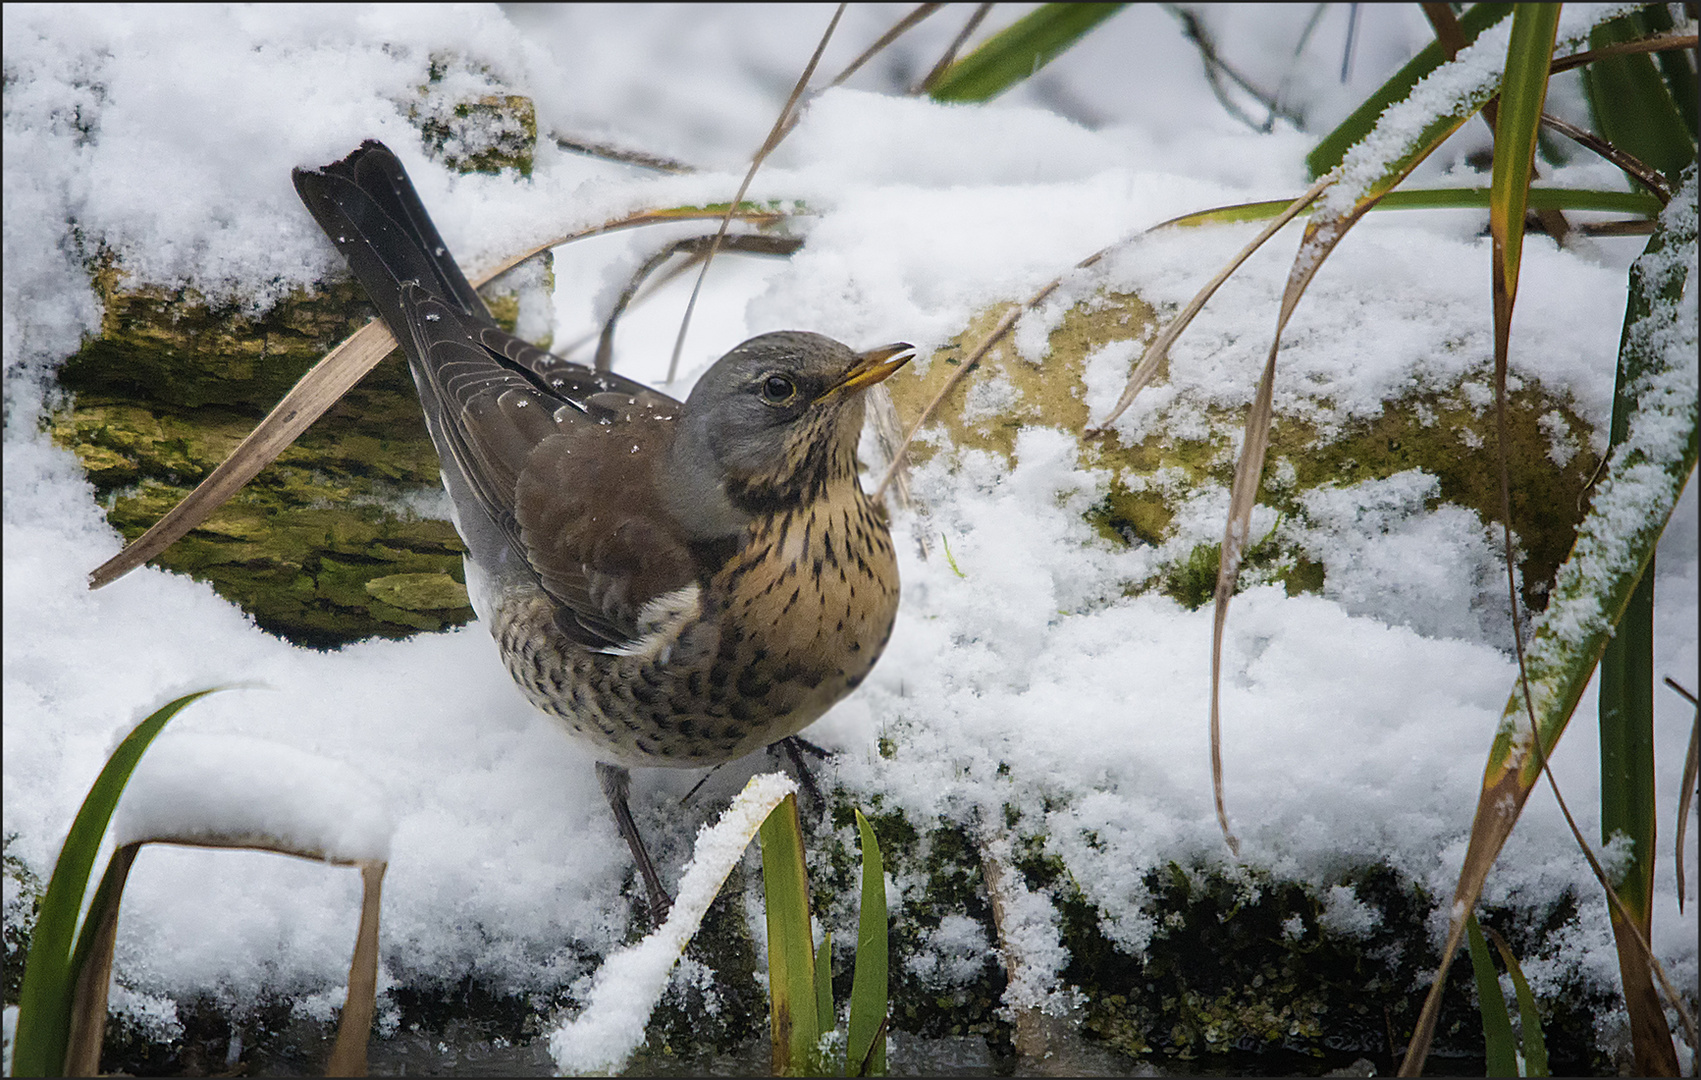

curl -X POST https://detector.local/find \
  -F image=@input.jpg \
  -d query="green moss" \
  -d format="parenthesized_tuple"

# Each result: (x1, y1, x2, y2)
(366, 572, 471, 612)
(60, 261, 380, 415)
(418, 55, 537, 178)
(51, 376, 478, 648)
(1156, 535, 1326, 611)
(50, 260, 535, 649)
(1047, 858, 1613, 1074)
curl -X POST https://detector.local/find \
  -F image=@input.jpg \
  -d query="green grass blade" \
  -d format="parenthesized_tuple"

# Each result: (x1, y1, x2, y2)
(1307, 3, 1513, 178)
(1599, 566, 1657, 922)
(814, 930, 833, 1045)
(1590, 84, 1687, 1063)
(1162, 185, 1661, 227)
(847, 809, 888, 1076)
(929, 3, 1126, 103)
(1489, 3, 1560, 315)
(1485, 926, 1549, 1077)
(1466, 914, 1520, 1076)
(1581, 13, 1697, 186)
(11, 688, 220, 1077)
(759, 793, 819, 1075)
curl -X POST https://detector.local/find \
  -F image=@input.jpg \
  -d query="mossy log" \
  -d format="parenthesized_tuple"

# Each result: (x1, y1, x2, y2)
(881, 291, 1599, 612)
(50, 88, 544, 648)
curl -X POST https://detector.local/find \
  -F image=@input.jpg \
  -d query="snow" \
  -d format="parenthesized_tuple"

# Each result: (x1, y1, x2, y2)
(3, 0, 1695, 1067)
(114, 731, 395, 863)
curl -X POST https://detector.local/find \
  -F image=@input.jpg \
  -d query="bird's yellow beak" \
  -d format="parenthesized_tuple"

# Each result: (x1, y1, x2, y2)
(825, 343, 915, 399)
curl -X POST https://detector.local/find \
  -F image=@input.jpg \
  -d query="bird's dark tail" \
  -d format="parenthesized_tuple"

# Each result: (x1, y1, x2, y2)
(291, 141, 489, 338)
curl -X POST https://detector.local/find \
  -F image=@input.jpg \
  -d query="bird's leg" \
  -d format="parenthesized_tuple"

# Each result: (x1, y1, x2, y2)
(596, 762, 672, 923)
(770, 735, 827, 809)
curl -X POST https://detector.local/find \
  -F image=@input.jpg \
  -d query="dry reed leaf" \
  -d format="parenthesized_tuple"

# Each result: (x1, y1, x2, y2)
(65, 840, 386, 1078)
(86, 206, 787, 591)
(62, 842, 140, 1077)
(326, 861, 386, 1077)
(1205, 210, 1349, 857)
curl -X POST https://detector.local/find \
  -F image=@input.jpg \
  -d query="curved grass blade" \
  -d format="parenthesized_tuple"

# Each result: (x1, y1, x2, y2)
(1307, 3, 1513, 178)
(1484, 924, 1549, 1077)
(1200, 4, 1587, 858)
(1205, 5, 1648, 860)
(1399, 165, 1699, 1077)
(11, 688, 220, 1077)
(1466, 913, 1518, 1077)
(1094, 171, 1335, 433)
(929, 3, 1127, 103)
(1672, 678, 1699, 914)
(760, 792, 819, 1075)
(847, 809, 888, 1076)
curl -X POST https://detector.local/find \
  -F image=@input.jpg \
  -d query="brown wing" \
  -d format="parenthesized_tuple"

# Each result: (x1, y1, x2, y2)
(400, 286, 699, 651)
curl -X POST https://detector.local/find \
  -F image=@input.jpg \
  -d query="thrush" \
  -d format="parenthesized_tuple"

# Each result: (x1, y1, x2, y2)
(292, 141, 909, 919)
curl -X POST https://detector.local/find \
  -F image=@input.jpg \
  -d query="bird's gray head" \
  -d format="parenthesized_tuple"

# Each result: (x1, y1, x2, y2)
(660, 331, 912, 537)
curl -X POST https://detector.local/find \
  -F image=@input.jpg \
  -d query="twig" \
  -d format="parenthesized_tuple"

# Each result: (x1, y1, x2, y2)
(915, 2, 994, 94)
(550, 133, 696, 174)
(1163, 3, 1304, 132)
(1549, 30, 1699, 76)
(668, 4, 846, 383)
(1538, 112, 1673, 205)
(596, 233, 801, 371)
(830, 3, 944, 88)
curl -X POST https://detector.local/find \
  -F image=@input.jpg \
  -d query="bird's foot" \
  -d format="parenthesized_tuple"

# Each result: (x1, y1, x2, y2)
(596, 762, 673, 926)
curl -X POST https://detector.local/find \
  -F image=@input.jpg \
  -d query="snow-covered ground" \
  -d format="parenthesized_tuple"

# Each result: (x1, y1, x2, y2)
(4, 1, 1694, 1066)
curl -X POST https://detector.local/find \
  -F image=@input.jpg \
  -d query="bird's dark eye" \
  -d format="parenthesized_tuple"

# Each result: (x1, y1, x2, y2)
(759, 374, 797, 404)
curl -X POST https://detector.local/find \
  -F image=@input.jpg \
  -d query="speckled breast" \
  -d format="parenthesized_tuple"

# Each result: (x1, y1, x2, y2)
(492, 483, 899, 767)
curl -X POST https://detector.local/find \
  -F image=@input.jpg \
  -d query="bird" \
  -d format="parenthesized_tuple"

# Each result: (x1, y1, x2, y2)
(292, 141, 909, 920)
